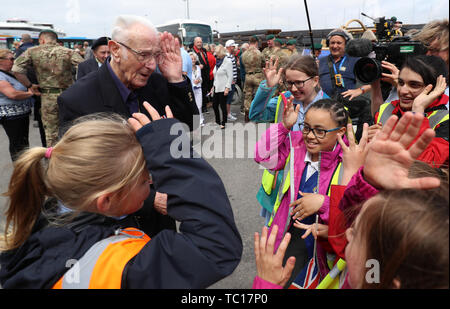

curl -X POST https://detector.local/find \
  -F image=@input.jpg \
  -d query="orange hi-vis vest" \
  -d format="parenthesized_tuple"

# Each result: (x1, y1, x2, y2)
(52, 228, 150, 289)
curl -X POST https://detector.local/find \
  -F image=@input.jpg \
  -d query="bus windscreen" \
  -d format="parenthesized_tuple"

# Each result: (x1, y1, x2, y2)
(183, 23, 212, 45)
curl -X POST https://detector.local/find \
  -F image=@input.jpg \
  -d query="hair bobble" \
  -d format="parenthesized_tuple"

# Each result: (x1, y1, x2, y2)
(45, 147, 53, 159)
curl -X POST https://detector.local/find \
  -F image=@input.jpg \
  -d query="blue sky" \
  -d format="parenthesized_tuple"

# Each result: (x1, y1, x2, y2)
(1, 0, 448, 38)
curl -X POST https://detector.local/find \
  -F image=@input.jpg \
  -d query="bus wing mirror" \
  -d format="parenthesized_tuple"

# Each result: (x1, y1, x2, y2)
(178, 28, 186, 37)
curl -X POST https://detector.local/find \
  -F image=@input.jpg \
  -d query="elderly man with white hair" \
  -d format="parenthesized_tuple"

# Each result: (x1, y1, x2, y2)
(59, 15, 198, 129)
(57, 15, 199, 237)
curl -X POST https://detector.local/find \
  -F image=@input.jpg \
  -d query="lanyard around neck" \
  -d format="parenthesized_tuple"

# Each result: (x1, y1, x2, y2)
(332, 56, 346, 75)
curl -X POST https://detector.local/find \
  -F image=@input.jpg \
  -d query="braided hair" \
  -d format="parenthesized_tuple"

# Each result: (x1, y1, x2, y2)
(305, 98, 350, 127)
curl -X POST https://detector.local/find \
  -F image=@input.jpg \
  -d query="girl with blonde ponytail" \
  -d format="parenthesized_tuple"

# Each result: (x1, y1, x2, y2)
(0, 105, 242, 289)
(2, 113, 147, 251)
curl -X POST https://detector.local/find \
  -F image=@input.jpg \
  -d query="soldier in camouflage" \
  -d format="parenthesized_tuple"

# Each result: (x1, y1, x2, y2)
(261, 34, 275, 63)
(12, 29, 83, 146)
(283, 39, 298, 57)
(241, 36, 264, 122)
(272, 39, 289, 69)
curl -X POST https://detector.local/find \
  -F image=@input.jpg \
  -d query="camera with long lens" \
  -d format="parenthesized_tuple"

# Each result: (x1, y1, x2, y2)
(354, 14, 427, 84)
(354, 37, 427, 83)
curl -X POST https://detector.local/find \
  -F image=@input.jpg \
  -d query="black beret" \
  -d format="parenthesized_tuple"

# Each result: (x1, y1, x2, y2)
(92, 36, 110, 50)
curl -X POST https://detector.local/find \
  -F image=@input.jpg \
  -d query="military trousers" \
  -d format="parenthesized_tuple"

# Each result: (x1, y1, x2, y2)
(40, 91, 61, 147)
(243, 72, 263, 113)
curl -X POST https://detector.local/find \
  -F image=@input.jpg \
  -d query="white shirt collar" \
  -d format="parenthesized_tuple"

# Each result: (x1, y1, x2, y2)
(304, 151, 319, 171)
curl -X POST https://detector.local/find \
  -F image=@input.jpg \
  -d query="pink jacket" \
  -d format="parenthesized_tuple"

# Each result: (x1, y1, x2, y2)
(254, 122, 347, 278)
(252, 167, 379, 290)
(252, 276, 283, 289)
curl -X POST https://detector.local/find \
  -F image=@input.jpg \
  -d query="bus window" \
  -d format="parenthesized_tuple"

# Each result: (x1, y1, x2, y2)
(183, 23, 212, 46)
(157, 24, 180, 35)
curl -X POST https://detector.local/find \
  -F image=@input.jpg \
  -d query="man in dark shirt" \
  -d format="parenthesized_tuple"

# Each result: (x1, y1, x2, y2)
(318, 29, 373, 141)
(58, 15, 199, 236)
(318, 29, 359, 97)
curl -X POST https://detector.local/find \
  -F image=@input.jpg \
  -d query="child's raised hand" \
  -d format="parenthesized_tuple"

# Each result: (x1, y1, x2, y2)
(282, 96, 300, 130)
(412, 75, 447, 114)
(363, 112, 440, 190)
(263, 56, 283, 88)
(338, 123, 369, 185)
(254, 225, 296, 287)
(128, 102, 173, 132)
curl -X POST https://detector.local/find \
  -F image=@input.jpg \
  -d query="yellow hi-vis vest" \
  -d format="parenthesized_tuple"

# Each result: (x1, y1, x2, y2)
(377, 102, 449, 130)
(260, 93, 289, 197)
(52, 228, 150, 289)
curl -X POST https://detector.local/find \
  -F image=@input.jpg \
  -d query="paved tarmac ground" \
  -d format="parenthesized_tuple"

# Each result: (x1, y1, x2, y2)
(0, 102, 270, 289)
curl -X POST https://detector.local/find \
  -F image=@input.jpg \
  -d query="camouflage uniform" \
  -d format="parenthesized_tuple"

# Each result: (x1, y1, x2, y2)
(272, 48, 289, 69)
(261, 46, 275, 63)
(282, 48, 298, 57)
(12, 42, 83, 146)
(241, 46, 264, 119)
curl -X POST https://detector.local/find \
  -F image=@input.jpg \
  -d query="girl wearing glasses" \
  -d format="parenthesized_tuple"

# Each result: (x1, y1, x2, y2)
(0, 49, 34, 161)
(254, 98, 349, 284)
(249, 54, 328, 129)
(254, 112, 448, 289)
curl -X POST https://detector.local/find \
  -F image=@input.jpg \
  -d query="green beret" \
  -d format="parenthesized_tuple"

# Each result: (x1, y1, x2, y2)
(39, 29, 58, 39)
(274, 38, 283, 44)
(313, 43, 323, 49)
(266, 34, 275, 40)
(287, 39, 296, 45)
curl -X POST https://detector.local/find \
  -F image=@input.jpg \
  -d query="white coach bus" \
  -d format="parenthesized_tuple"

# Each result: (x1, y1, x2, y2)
(0, 19, 66, 49)
(156, 19, 215, 47)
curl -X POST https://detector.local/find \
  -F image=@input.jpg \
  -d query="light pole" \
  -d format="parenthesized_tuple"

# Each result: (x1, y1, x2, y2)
(269, 1, 273, 29)
(183, 0, 190, 19)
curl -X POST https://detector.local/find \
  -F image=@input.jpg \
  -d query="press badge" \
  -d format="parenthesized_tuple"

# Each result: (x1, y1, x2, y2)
(335, 74, 344, 87)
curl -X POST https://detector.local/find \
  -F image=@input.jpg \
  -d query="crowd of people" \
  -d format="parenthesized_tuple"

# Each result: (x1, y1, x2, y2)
(0, 13, 448, 289)
(251, 18, 449, 289)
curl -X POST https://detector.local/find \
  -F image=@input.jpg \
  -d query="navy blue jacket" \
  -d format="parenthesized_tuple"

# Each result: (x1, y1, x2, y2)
(318, 54, 359, 97)
(0, 118, 242, 288)
(76, 57, 100, 80)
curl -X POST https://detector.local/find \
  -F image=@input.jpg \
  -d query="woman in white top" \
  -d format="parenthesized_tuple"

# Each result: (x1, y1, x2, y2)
(212, 45, 233, 129)
(189, 52, 204, 126)
(0, 49, 34, 161)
